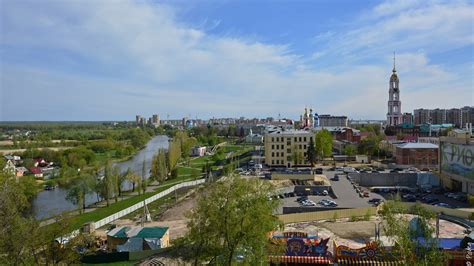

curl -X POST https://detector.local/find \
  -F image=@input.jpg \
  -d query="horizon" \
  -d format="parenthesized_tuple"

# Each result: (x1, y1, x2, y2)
(1, 0, 473, 121)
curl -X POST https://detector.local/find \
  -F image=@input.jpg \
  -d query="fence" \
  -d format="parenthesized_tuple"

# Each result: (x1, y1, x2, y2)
(93, 179, 206, 229)
(278, 207, 378, 224)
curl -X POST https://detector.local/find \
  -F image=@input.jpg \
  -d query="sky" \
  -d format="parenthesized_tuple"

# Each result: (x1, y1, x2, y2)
(0, 0, 473, 121)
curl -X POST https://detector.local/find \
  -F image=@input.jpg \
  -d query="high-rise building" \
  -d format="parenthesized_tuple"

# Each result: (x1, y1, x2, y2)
(413, 106, 473, 127)
(414, 109, 431, 125)
(430, 108, 446, 125)
(461, 106, 474, 127)
(387, 55, 402, 126)
(152, 114, 160, 126)
(446, 108, 461, 128)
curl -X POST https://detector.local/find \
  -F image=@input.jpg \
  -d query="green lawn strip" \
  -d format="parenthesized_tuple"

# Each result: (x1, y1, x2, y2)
(47, 175, 192, 232)
(67, 184, 174, 231)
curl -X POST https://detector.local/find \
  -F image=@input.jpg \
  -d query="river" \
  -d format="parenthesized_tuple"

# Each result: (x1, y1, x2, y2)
(32, 135, 169, 220)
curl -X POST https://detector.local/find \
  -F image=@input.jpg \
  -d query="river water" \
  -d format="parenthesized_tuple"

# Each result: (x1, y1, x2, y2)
(32, 135, 169, 220)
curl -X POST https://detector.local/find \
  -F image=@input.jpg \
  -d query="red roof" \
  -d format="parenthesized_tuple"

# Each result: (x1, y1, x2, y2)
(30, 167, 42, 174)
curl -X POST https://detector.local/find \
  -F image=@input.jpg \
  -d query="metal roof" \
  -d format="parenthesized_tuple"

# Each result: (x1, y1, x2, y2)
(397, 143, 438, 149)
(108, 226, 168, 239)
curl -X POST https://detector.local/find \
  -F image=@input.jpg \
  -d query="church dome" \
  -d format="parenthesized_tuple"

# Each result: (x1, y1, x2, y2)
(390, 73, 398, 81)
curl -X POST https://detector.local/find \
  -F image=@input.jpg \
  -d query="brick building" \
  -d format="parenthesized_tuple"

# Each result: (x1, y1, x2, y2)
(395, 143, 439, 169)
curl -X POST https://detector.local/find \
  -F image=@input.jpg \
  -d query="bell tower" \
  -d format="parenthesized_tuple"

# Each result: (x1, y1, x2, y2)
(387, 53, 402, 126)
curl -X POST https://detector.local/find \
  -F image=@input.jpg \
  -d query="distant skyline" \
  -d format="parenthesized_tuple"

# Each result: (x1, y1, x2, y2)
(1, 0, 473, 121)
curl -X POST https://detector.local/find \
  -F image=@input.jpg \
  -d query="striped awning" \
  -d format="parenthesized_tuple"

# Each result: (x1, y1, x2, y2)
(337, 258, 401, 265)
(268, 255, 332, 264)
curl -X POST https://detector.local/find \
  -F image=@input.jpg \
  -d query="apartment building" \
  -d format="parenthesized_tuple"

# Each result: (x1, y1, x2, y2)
(319, 115, 348, 127)
(264, 130, 314, 167)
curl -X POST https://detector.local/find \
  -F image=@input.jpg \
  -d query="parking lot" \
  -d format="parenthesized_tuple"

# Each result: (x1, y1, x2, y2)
(274, 169, 385, 214)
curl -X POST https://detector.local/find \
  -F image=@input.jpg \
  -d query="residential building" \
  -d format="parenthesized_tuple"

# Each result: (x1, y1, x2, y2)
(395, 143, 439, 169)
(349, 120, 385, 128)
(439, 128, 474, 194)
(264, 130, 314, 167)
(414, 109, 431, 125)
(151, 114, 160, 126)
(446, 108, 461, 128)
(319, 115, 348, 127)
(413, 106, 473, 127)
(107, 226, 169, 252)
(418, 137, 440, 146)
(387, 55, 402, 126)
(461, 106, 474, 127)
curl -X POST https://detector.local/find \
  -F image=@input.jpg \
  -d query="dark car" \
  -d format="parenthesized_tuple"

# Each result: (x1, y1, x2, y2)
(315, 168, 323, 174)
(296, 196, 308, 202)
(331, 175, 339, 181)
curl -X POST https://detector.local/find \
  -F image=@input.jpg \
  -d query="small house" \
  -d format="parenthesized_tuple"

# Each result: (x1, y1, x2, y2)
(107, 226, 169, 252)
(15, 167, 28, 177)
(355, 155, 370, 164)
(30, 167, 43, 178)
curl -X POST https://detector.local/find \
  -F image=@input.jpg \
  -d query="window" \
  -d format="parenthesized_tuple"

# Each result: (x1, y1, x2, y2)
(272, 137, 274, 142)
(276, 152, 279, 157)
(287, 149, 291, 153)
(276, 160, 280, 164)
(304, 137, 307, 142)
(304, 145, 307, 150)
(393, 93, 397, 100)
(272, 152, 275, 157)
(272, 145, 274, 149)
(294, 137, 297, 142)
(272, 160, 275, 165)
(299, 144, 302, 149)
(299, 137, 302, 142)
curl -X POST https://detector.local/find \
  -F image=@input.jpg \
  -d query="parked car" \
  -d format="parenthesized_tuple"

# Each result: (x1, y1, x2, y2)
(363, 191, 370, 197)
(331, 175, 339, 181)
(322, 190, 329, 196)
(315, 168, 323, 174)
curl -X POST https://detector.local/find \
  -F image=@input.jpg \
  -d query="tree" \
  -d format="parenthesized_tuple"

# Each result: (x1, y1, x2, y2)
(291, 144, 303, 166)
(66, 172, 96, 213)
(168, 138, 181, 176)
(141, 159, 147, 193)
(239, 126, 245, 138)
(314, 129, 333, 161)
(178, 176, 281, 264)
(344, 144, 356, 156)
(380, 200, 448, 265)
(306, 138, 317, 167)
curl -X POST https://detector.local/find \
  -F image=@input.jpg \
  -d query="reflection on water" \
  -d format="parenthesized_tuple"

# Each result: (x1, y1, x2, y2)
(32, 135, 169, 219)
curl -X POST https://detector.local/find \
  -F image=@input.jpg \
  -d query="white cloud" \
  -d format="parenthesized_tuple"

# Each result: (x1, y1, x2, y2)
(0, 0, 472, 121)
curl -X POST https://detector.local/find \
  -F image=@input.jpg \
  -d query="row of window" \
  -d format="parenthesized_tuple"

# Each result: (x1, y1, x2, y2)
(270, 136, 312, 143)
(271, 144, 308, 150)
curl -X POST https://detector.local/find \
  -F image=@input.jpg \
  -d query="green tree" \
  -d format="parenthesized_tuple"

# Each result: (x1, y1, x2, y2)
(291, 144, 303, 166)
(315, 129, 333, 160)
(344, 144, 356, 156)
(66, 171, 96, 213)
(168, 138, 181, 175)
(178, 176, 281, 264)
(380, 200, 448, 265)
(141, 159, 147, 193)
(306, 137, 317, 167)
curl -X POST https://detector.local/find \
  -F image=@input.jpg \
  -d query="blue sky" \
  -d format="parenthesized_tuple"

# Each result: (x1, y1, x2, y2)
(1, 0, 473, 121)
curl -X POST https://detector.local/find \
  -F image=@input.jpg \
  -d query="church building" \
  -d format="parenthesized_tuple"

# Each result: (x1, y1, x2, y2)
(387, 54, 402, 126)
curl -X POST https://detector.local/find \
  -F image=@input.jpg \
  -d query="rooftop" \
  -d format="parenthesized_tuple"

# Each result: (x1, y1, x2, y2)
(108, 226, 168, 239)
(397, 143, 439, 149)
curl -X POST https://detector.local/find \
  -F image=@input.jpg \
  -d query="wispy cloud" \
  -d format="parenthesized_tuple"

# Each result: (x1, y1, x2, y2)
(0, 0, 472, 121)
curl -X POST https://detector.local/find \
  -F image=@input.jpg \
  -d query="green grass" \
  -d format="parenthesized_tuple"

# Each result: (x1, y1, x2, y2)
(82, 261, 137, 266)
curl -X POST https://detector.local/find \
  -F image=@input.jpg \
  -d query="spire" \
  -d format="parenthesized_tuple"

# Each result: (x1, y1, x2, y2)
(392, 52, 396, 73)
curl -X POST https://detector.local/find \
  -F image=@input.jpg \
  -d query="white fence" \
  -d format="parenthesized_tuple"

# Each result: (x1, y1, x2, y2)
(93, 179, 206, 229)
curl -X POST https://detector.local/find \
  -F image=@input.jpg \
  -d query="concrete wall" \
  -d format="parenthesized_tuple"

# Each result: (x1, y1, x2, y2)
(349, 173, 418, 187)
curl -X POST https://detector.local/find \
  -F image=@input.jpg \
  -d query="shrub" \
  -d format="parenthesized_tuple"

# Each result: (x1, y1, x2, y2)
(350, 215, 358, 222)
(332, 211, 339, 222)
